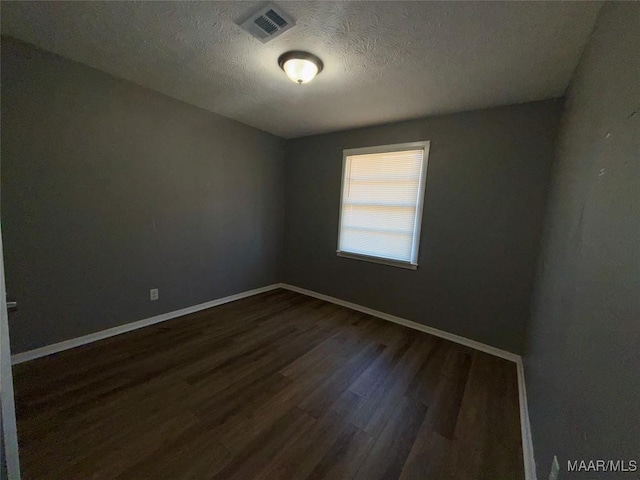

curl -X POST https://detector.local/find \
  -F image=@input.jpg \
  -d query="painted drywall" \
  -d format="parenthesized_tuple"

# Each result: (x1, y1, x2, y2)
(0, 408, 5, 480)
(525, 3, 640, 479)
(283, 100, 562, 354)
(1, 38, 285, 353)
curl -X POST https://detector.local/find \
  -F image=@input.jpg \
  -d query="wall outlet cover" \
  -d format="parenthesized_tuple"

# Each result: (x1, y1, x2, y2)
(150, 288, 159, 301)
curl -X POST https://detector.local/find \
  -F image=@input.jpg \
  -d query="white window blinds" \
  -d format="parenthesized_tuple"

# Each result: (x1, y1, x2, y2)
(337, 143, 428, 268)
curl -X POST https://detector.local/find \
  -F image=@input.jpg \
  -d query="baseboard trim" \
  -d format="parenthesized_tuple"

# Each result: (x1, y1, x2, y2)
(11, 281, 536, 478)
(516, 358, 537, 480)
(279, 283, 520, 362)
(11, 283, 281, 365)
(279, 282, 536, 480)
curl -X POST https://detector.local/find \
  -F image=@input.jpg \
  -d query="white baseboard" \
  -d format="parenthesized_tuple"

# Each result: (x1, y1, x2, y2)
(517, 358, 537, 480)
(279, 283, 520, 362)
(11, 280, 537, 479)
(279, 282, 536, 480)
(11, 283, 281, 365)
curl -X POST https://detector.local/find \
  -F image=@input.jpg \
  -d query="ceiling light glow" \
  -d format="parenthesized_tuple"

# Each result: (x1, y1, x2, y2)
(278, 51, 323, 84)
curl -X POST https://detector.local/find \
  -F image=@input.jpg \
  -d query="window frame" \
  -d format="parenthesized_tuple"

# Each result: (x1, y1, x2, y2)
(336, 140, 430, 270)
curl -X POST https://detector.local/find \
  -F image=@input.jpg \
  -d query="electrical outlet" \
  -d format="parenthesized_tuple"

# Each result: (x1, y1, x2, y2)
(150, 288, 159, 301)
(549, 455, 560, 480)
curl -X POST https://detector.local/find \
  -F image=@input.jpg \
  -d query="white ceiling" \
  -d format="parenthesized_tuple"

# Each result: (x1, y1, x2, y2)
(2, 1, 602, 138)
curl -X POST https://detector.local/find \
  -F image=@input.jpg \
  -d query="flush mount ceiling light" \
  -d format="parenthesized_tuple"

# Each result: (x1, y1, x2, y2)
(278, 51, 323, 84)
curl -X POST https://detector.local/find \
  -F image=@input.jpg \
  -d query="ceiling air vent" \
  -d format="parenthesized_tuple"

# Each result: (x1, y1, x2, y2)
(238, 3, 295, 43)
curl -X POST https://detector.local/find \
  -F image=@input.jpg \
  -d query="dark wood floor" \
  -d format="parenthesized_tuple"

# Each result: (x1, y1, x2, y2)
(14, 289, 524, 480)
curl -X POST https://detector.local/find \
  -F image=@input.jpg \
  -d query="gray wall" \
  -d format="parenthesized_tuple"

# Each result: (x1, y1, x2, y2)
(1, 38, 285, 353)
(0, 409, 5, 480)
(283, 100, 562, 354)
(525, 3, 640, 479)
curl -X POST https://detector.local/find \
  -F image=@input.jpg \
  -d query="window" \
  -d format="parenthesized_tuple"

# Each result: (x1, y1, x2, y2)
(337, 141, 430, 270)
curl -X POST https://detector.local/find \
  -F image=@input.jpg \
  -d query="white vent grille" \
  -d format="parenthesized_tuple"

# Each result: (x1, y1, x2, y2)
(238, 3, 295, 43)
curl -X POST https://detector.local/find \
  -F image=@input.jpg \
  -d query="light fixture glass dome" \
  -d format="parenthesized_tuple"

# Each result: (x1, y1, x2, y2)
(283, 58, 319, 84)
(278, 51, 323, 85)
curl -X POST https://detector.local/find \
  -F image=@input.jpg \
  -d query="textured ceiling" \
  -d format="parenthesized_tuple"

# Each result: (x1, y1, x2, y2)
(1, 1, 602, 138)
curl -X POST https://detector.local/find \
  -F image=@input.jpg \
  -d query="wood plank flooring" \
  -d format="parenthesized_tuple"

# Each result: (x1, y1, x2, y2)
(13, 289, 524, 480)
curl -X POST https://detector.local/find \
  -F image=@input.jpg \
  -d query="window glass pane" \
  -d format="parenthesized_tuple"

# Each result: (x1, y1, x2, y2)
(345, 180, 420, 204)
(340, 228, 414, 262)
(341, 205, 416, 234)
(338, 147, 425, 264)
(348, 152, 422, 181)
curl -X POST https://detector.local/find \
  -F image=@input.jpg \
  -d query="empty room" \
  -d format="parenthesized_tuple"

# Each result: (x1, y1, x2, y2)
(0, 1, 638, 479)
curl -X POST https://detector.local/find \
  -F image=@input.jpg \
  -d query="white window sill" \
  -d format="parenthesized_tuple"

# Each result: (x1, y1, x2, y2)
(336, 251, 418, 270)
